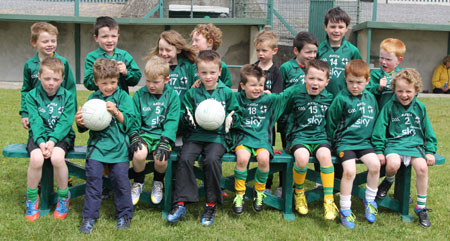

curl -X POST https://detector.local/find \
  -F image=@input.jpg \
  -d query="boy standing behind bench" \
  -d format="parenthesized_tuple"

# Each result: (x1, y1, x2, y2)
(25, 57, 76, 222)
(20, 22, 76, 130)
(83, 16, 142, 94)
(76, 58, 138, 234)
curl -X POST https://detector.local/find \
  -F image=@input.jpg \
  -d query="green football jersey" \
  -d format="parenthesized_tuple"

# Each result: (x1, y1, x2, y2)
(366, 67, 403, 108)
(193, 61, 233, 88)
(131, 85, 180, 143)
(326, 88, 378, 154)
(83, 47, 142, 93)
(26, 85, 76, 145)
(280, 57, 306, 88)
(79, 88, 138, 163)
(181, 81, 241, 148)
(318, 38, 362, 96)
(286, 84, 334, 149)
(233, 89, 294, 153)
(372, 95, 437, 157)
(168, 57, 197, 101)
(20, 52, 76, 118)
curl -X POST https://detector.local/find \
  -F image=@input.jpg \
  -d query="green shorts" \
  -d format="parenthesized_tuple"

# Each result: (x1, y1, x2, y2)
(140, 134, 160, 153)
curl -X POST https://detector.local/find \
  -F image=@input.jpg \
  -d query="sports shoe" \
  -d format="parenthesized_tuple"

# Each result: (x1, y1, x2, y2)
(339, 209, 356, 229)
(364, 199, 378, 223)
(54, 192, 71, 219)
(253, 190, 266, 212)
(376, 179, 393, 199)
(131, 182, 144, 205)
(116, 215, 131, 230)
(167, 204, 186, 223)
(25, 196, 39, 222)
(151, 181, 163, 205)
(274, 187, 283, 197)
(323, 199, 339, 220)
(233, 194, 244, 214)
(414, 205, 432, 228)
(294, 192, 308, 215)
(201, 205, 216, 226)
(80, 217, 95, 234)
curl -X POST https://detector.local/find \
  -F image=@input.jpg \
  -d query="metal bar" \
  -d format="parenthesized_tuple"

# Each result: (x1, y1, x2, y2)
(273, 9, 296, 36)
(144, 5, 160, 18)
(267, 0, 273, 27)
(159, 0, 164, 18)
(74, 0, 79, 16)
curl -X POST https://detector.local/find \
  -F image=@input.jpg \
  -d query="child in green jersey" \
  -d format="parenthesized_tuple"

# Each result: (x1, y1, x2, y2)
(146, 30, 197, 101)
(167, 50, 241, 226)
(21, 22, 76, 130)
(318, 7, 362, 96)
(372, 69, 437, 228)
(83, 16, 142, 93)
(25, 57, 76, 222)
(286, 59, 338, 221)
(327, 60, 380, 229)
(367, 38, 405, 108)
(231, 64, 292, 214)
(76, 58, 138, 234)
(128, 56, 180, 206)
(191, 23, 233, 88)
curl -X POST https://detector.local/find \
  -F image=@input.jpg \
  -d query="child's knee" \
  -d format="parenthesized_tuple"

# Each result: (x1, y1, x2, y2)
(29, 155, 44, 169)
(415, 163, 428, 177)
(343, 168, 356, 179)
(133, 148, 147, 161)
(50, 155, 66, 168)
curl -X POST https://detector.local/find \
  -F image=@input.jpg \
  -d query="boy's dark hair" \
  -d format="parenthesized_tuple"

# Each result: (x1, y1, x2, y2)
(39, 57, 64, 77)
(93, 58, 120, 82)
(196, 50, 221, 68)
(94, 16, 118, 36)
(294, 32, 319, 52)
(324, 7, 351, 27)
(306, 59, 330, 79)
(240, 64, 265, 85)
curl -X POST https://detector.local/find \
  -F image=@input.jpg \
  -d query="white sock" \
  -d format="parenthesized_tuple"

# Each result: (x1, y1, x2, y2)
(365, 185, 378, 202)
(340, 194, 352, 210)
(385, 175, 395, 183)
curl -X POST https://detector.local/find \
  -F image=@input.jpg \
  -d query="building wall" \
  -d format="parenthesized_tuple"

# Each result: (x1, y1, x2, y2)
(1, 20, 256, 89)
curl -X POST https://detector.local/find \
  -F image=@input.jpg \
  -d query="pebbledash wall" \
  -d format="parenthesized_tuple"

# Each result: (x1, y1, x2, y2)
(0, 14, 264, 89)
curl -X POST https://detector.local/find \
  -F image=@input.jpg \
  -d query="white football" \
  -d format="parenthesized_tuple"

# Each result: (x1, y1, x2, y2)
(81, 99, 112, 131)
(195, 99, 225, 131)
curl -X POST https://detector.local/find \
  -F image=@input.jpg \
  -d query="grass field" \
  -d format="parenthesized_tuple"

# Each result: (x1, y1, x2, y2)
(0, 88, 449, 240)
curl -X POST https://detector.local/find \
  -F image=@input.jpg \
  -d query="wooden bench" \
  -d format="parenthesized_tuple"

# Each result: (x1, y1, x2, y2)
(2, 144, 445, 221)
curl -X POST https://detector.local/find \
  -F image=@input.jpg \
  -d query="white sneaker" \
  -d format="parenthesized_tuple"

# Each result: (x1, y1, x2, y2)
(274, 187, 282, 197)
(131, 182, 144, 205)
(151, 181, 164, 204)
(315, 183, 323, 189)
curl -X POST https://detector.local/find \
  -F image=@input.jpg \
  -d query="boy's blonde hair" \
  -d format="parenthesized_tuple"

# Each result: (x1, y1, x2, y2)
(39, 57, 64, 77)
(254, 30, 279, 49)
(146, 30, 197, 63)
(442, 55, 450, 65)
(31, 22, 58, 43)
(145, 56, 170, 80)
(93, 58, 119, 82)
(240, 64, 265, 84)
(380, 38, 406, 59)
(190, 23, 222, 51)
(391, 68, 422, 93)
(345, 59, 370, 80)
(196, 50, 221, 68)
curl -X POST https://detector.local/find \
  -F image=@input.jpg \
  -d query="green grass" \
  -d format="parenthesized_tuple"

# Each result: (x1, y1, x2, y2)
(0, 89, 449, 240)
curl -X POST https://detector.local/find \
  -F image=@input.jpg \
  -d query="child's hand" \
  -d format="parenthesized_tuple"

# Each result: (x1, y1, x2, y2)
(21, 117, 29, 129)
(45, 140, 55, 159)
(106, 101, 119, 115)
(191, 79, 201, 88)
(263, 90, 272, 94)
(379, 76, 387, 90)
(425, 154, 435, 166)
(377, 153, 386, 165)
(117, 61, 128, 75)
(39, 142, 49, 159)
(75, 107, 85, 126)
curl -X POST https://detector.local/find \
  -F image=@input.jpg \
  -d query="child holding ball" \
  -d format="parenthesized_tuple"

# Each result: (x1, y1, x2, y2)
(167, 50, 241, 226)
(75, 58, 138, 234)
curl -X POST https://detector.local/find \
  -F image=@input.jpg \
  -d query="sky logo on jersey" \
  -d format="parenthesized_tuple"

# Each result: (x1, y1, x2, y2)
(402, 127, 416, 136)
(307, 116, 323, 126)
(244, 117, 263, 127)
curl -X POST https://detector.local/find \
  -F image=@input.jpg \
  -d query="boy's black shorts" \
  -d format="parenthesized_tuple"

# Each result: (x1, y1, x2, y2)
(338, 148, 375, 163)
(26, 135, 74, 155)
(291, 143, 331, 156)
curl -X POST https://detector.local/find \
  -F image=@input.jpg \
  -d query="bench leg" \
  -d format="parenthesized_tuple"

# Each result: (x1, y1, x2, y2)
(281, 162, 295, 221)
(162, 158, 173, 219)
(40, 159, 56, 216)
(394, 165, 414, 222)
